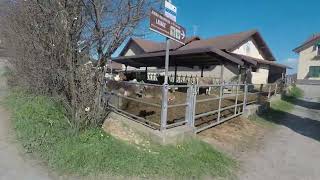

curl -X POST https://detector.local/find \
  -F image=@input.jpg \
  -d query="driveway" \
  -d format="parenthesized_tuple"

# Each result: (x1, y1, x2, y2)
(238, 98, 320, 180)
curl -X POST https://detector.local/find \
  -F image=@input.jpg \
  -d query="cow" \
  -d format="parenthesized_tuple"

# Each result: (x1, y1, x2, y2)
(141, 86, 176, 103)
(196, 77, 218, 95)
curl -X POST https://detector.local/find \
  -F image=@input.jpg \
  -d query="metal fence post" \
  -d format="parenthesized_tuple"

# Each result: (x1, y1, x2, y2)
(234, 84, 240, 115)
(160, 84, 169, 131)
(217, 83, 224, 122)
(258, 84, 263, 104)
(268, 84, 272, 99)
(186, 85, 196, 128)
(243, 84, 248, 111)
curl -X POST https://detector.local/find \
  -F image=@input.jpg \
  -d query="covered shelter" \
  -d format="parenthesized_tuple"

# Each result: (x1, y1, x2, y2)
(112, 30, 289, 84)
(113, 46, 245, 83)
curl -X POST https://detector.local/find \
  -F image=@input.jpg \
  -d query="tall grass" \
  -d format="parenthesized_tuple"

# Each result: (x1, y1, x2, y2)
(4, 90, 235, 178)
(252, 85, 303, 125)
(287, 85, 304, 99)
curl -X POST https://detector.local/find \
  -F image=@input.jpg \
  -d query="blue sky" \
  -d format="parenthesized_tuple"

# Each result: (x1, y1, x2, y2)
(139, 0, 319, 74)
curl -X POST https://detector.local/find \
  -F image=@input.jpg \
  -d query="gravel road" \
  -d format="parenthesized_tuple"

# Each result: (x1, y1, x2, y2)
(238, 98, 320, 180)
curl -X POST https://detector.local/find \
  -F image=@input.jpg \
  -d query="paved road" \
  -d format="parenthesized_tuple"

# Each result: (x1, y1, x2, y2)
(238, 99, 320, 180)
(0, 59, 56, 180)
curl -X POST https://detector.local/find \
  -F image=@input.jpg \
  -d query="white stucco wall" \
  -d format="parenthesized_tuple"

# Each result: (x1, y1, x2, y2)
(232, 39, 265, 59)
(164, 65, 238, 82)
(232, 39, 269, 84)
(251, 65, 269, 84)
(297, 45, 320, 80)
(123, 43, 148, 71)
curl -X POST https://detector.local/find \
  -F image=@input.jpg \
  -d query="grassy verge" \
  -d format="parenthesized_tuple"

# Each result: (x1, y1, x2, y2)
(4, 90, 235, 178)
(251, 85, 303, 124)
(0, 65, 10, 77)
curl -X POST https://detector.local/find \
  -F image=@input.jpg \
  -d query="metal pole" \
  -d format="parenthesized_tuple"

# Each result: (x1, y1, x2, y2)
(220, 64, 224, 84)
(160, 38, 170, 131)
(191, 84, 197, 128)
(164, 38, 170, 84)
(186, 85, 195, 127)
(243, 84, 248, 111)
(110, 60, 113, 74)
(174, 65, 177, 84)
(268, 85, 272, 99)
(145, 67, 148, 81)
(234, 65, 241, 115)
(258, 84, 263, 104)
(201, 66, 204, 77)
(217, 64, 224, 122)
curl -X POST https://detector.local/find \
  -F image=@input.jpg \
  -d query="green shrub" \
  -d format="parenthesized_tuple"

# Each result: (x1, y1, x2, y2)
(287, 85, 303, 99)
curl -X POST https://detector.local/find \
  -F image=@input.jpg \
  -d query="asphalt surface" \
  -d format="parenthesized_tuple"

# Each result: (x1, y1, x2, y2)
(238, 98, 320, 180)
(0, 59, 56, 180)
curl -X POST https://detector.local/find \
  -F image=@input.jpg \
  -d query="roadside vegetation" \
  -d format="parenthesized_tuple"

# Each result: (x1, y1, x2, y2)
(252, 85, 303, 124)
(4, 89, 235, 178)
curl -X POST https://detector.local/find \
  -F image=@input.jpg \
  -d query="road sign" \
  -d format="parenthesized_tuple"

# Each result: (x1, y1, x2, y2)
(150, 9, 186, 45)
(165, 1, 177, 22)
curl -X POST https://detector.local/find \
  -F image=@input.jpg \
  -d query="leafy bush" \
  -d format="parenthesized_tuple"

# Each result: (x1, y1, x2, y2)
(287, 85, 303, 99)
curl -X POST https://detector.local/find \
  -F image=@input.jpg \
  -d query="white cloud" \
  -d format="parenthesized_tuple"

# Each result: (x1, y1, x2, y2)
(284, 58, 298, 64)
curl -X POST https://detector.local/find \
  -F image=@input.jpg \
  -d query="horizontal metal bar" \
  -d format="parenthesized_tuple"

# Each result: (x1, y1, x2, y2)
(196, 84, 222, 88)
(196, 96, 220, 103)
(223, 93, 244, 98)
(111, 81, 163, 87)
(109, 104, 161, 128)
(246, 100, 257, 105)
(223, 84, 246, 86)
(168, 85, 192, 88)
(195, 102, 244, 119)
(165, 121, 187, 129)
(195, 93, 245, 103)
(195, 109, 219, 119)
(219, 103, 244, 111)
(195, 113, 241, 133)
(247, 92, 260, 95)
(168, 103, 188, 108)
(112, 93, 162, 108)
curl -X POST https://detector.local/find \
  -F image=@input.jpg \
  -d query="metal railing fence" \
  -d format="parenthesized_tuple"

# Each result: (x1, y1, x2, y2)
(104, 80, 283, 133)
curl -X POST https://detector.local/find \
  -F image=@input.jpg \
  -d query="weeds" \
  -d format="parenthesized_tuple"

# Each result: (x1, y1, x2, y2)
(5, 90, 235, 178)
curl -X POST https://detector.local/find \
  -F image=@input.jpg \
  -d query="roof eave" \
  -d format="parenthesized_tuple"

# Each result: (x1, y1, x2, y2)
(112, 47, 244, 67)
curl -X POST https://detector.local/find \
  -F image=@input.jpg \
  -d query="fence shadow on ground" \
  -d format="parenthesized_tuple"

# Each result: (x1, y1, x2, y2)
(259, 106, 320, 142)
(291, 98, 320, 110)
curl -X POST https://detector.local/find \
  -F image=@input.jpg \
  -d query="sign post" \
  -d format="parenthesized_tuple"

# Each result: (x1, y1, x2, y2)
(149, 4, 186, 131)
(160, 37, 170, 130)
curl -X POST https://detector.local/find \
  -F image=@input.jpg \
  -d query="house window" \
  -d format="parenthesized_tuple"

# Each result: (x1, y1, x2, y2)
(309, 66, 320, 77)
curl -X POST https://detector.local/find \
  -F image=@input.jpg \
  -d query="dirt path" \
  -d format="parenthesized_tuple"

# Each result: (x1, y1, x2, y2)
(238, 99, 320, 180)
(0, 59, 57, 180)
